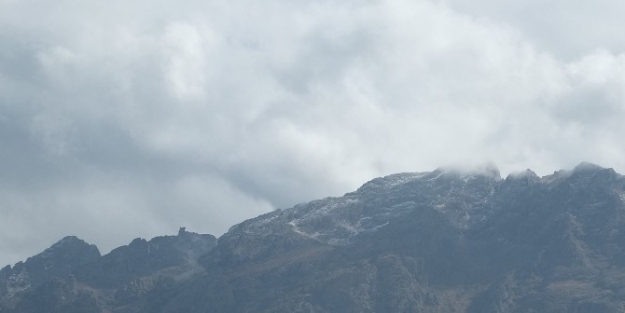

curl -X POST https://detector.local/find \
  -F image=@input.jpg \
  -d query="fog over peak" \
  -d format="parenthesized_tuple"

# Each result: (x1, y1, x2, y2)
(1, 0, 625, 266)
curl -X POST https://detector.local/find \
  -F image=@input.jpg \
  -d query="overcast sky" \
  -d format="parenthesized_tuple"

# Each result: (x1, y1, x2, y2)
(1, 0, 625, 266)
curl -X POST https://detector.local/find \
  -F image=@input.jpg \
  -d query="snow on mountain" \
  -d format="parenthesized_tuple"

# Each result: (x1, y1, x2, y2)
(227, 166, 506, 246)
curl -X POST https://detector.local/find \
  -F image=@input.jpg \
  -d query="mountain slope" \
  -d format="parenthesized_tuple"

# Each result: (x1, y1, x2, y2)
(2, 163, 625, 312)
(0, 228, 216, 313)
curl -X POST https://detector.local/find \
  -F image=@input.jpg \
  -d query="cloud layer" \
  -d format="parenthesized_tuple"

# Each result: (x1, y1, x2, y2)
(1, 0, 625, 265)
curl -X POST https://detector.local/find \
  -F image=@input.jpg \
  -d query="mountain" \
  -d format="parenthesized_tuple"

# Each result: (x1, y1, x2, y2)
(2, 163, 625, 312)
(0, 228, 216, 313)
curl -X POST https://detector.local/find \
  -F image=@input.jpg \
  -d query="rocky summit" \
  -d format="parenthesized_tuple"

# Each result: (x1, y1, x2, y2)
(2, 163, 625, 312)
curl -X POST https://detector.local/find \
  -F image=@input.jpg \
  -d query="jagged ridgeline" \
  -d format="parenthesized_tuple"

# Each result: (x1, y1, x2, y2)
(2, 163, 625, 312)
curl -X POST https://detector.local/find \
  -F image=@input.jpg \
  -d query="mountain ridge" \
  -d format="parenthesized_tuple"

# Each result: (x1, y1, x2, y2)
(2, 162, 625, 312)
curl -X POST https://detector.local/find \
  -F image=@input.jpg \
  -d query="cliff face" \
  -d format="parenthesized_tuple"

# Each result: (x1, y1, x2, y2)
(3, 163, 625, 312)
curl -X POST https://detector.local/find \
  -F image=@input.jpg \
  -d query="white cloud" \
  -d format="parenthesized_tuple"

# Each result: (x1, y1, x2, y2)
(1, 0, 625, 265)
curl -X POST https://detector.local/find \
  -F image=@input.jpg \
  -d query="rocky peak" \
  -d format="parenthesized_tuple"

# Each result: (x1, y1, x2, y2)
(354, 172, 428, 194)
(435, 163, 502, 181)
(0, 236, 100, 302)
(1, 228, 218, 306)
(34, 236, 100, 260)
(5, 163, 625, 312)
(23, 236, 99, 275)
(573, 162, 605, 173)
(505, 169, 539, 181)
(77, 229, 216, 288)
(220, 164, 506, 261)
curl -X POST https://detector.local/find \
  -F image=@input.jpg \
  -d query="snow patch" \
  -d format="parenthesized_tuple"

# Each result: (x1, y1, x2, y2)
(6, 269, 31, 295)
(288, 221, 320, 241)
(370, 221, 390, 231)
(428, 172, 445, 181)
(384, 172, 428, 188)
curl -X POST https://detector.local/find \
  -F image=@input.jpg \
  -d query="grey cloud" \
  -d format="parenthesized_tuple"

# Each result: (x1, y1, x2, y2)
(2, 0, 625, 266)
(446, 0, 625, 60)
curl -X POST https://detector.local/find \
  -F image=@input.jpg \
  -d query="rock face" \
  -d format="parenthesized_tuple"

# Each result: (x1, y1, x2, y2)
(0, 229, 216, 313)
(3, 163, 625, 312)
